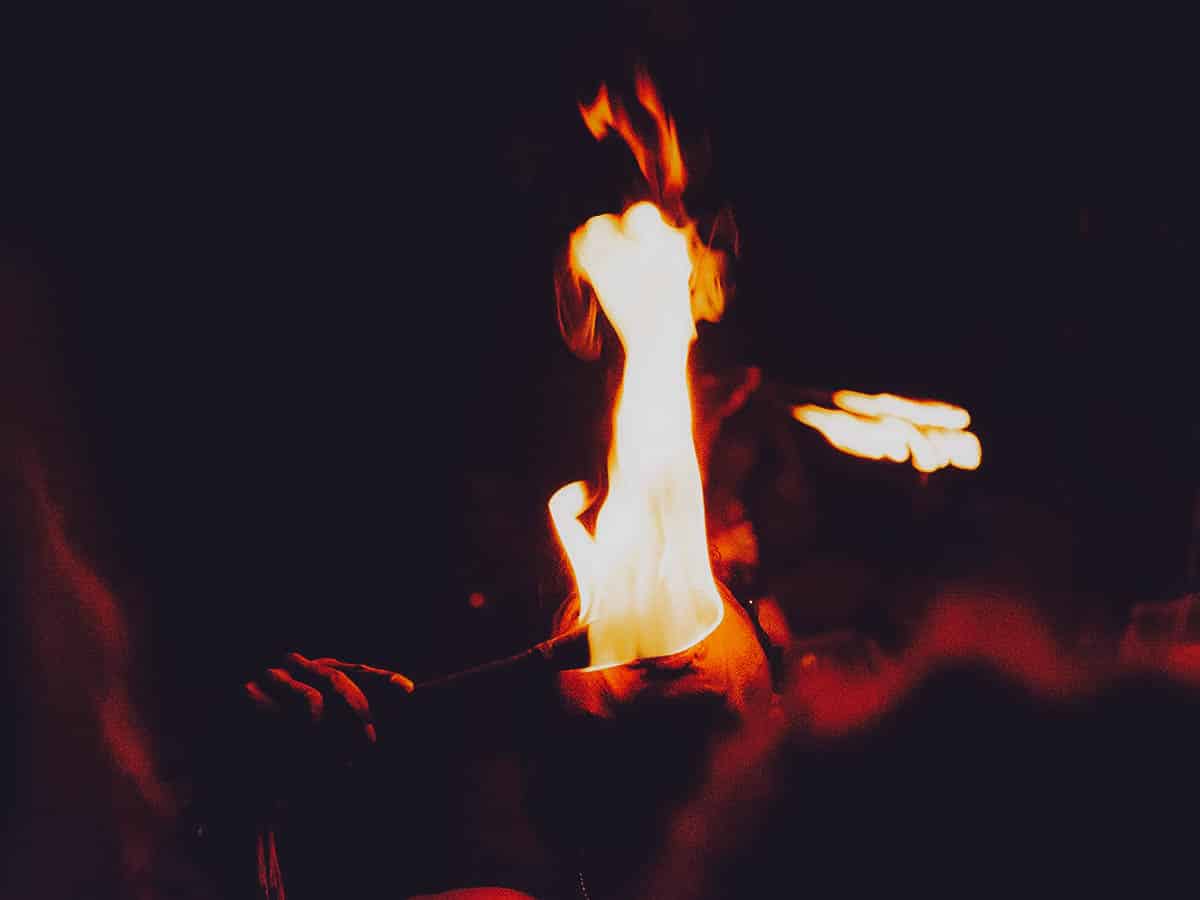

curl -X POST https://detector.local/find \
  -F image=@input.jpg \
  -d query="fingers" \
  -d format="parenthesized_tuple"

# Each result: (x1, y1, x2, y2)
(314, 657, 415, 694)
(244, 680, 282, 714)
(262, 667, 325, 723)
(284, 653, 376, 744)
(244, 651, 412, 753)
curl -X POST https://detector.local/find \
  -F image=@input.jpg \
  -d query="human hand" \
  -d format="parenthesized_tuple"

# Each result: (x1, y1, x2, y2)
(244, 653, 413, 783)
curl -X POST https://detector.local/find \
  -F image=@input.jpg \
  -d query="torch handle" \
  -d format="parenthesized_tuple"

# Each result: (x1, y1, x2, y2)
(411, 625, 591, 693)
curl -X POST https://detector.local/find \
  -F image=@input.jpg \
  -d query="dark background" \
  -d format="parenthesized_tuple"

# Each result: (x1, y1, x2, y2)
(3, 4, 1198, 897)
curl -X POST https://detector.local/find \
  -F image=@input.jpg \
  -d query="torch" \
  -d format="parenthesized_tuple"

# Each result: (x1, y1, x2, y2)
(410, 624, 591, 693)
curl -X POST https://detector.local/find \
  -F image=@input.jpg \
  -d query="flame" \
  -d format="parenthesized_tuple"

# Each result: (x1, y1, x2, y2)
(550, 76, 725, 670)
(793, 390, 981, 473)
(579, 71, 687, 209)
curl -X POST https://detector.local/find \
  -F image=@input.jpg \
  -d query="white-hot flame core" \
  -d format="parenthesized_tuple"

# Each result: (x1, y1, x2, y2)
(550, 202, 724, 669)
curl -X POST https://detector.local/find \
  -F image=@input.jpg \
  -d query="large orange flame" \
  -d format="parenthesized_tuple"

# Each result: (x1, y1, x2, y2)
(793, 390, 982, 473)
(550, 77, 725, 669)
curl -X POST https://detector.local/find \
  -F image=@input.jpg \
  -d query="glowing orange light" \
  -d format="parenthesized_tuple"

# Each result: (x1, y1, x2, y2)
(832, 390, 970, 430)
(579, 71, 687, 209)
(550, 76, 726, 670)
(793, 391, 981, 473)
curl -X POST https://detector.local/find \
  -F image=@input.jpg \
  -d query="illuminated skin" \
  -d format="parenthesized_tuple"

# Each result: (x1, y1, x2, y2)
(240, 587, 780, 891)
(242, 584, 778, 763)
(537, 584, 783, 900)
(792, 390, 982, 473)
(244, 654, 413, 769)
(554, 583, 778, 727)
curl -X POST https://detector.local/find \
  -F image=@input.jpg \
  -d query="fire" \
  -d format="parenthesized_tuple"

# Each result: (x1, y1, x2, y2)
(550, 75, 726, 670)
(579, 71, 687, 209)
(793, 390, 982, 473)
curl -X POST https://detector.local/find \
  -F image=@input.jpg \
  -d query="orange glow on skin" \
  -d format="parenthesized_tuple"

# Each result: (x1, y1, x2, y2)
(793, 391, 982, 473)
(832, 390, 970, 429)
